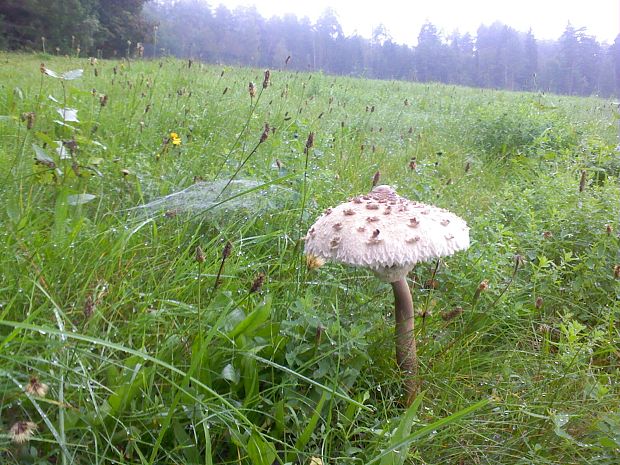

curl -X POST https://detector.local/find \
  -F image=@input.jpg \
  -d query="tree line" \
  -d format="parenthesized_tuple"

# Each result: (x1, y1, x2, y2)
(0, 0, 150, 56)
(1, 0, 619, 97)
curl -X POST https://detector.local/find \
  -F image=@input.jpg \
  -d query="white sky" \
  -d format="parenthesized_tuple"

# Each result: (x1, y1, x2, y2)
(215, 0, 620, 44)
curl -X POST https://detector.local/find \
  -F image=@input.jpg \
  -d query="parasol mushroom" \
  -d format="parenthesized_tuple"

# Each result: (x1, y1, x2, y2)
(304, 185, 470, 403)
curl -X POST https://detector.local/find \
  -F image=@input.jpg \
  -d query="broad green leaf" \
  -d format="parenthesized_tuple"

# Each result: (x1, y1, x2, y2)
(172, 421, 201, 464)
(247, 431, 277, 465)
(380, 392, 425, 465)
(228, 295, 272, 339)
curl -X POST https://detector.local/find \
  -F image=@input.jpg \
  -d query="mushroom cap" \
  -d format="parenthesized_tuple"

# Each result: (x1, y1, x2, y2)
(304, 185, 470, 282)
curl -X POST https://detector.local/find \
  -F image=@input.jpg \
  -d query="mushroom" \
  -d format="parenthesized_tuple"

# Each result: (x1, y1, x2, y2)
(304, 185, 470, 403)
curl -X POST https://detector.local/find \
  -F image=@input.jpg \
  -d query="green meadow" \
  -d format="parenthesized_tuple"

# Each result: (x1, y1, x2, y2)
(0, 52, 619, 464)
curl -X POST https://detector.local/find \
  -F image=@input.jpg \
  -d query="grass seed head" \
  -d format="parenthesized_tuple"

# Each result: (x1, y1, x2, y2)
(248, 81, 257, 98)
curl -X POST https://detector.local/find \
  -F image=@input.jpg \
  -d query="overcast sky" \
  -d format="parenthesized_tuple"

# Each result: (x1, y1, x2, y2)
(215, 0, 619, 45)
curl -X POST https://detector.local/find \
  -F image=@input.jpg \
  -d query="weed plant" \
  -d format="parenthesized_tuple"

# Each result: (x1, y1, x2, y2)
(0, 52, 619, 464)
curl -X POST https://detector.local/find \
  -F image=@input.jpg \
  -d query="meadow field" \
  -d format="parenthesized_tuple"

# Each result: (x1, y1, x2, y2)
(0, 52, 619, 464)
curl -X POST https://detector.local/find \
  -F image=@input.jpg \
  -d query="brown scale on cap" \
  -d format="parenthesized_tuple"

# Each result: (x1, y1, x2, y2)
(406, 236, 421, 244)
(330, 237, 340, 248)
(324, 208, 333, 215)
(366, 203, 380, 210)
(368, 229, 383, 245)
(384, 206, 392, 215)
(343, 208, 356, 216)
(408, 217, 420, 228)
(333, 223, 343, 231)
(357, 226, 366, 232)
(441, 219, 450, 226)
(366, 216, 379, 222)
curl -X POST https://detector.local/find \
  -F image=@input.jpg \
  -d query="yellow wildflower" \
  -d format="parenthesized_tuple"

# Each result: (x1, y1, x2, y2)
(170, 132, 181, 146)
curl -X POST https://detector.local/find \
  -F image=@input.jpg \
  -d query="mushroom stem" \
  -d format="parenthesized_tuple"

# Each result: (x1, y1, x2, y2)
(391, 278, 418, 402)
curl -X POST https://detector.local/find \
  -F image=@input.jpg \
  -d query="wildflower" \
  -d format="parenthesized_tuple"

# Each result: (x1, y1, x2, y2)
(248, 81, 257, 98)
(25, 377, 48, 397)
(306, 254, 325, 270)
(262, 69, 271, 89)
(472, 279, 489, 304)
(222, 241, 232, 260)
(9, 421, 38, 444)
(259, 123, 270, 143)
(304, 132, 315, 154)
(195, 245, 205, 264)
(170, 132, 181, 146)
(579, 170, 587, 192)
(606, 224, 613, 235)
(21, 112, 36, 130)
(535, 296, 544, 309)
(441, 306, 464, 321)
(249, 272, 265, 293)
(372, 170, 381, 188)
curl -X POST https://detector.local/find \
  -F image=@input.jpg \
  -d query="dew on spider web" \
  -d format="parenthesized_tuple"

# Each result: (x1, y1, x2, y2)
(127, 178, 297, 219)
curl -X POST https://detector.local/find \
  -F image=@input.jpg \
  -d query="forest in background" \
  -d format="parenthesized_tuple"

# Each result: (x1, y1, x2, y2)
(1, 0, 619, 97)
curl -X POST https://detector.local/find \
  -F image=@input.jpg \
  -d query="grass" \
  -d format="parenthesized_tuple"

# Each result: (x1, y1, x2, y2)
(0, 51, 619, 464)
